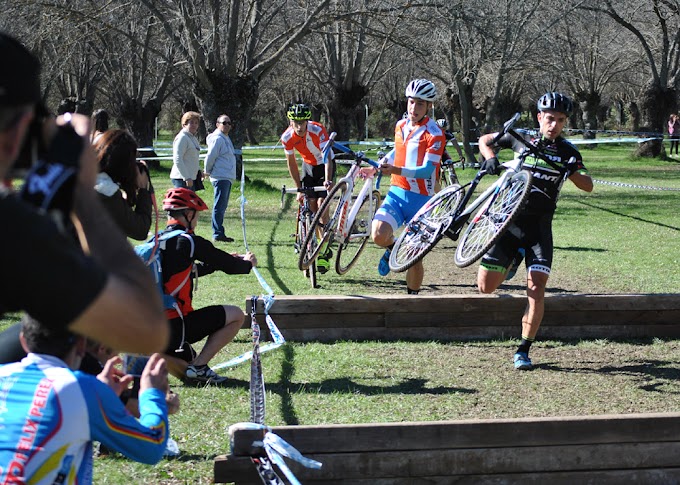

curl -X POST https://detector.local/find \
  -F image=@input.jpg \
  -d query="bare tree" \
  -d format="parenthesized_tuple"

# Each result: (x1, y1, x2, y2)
(481, 0, 541, 130)
(288, 0, 415, 140)
(546, 6, 638, 140)
(583, 0, 680, 155)
(138, 0, 338, 152)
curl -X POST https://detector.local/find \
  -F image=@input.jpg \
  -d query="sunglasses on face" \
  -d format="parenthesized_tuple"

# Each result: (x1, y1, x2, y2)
(218, 120, 232, 126)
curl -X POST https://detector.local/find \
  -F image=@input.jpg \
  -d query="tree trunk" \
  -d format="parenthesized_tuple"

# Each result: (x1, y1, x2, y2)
(614, 99, 626, 128)
(628, 101, 640, 132)
(576, 90, 600, 146)
(634, 83, 676, 157)
(117, 97, 163, 167)
(455, 77, 479, 163)
(327, 85, 368, 141)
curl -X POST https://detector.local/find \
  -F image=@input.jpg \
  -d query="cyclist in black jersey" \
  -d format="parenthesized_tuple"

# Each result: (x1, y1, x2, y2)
(476, 92, 593, 371)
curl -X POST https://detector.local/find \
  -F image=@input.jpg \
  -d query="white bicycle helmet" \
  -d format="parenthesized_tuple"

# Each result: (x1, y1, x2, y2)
(405, 79, 437, 102)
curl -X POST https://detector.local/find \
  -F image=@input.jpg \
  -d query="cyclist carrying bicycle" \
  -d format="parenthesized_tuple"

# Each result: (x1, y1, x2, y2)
(477, 92, 593, 370)
(372, 79, 446, 294)
(281, 103, 335, 273)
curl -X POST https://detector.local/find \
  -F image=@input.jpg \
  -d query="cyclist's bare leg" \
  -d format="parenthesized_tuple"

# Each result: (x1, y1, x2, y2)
(521, 271, 549, 340)
(371, 219, 394, 248)
(476, 267, 505, 294)
(191, 305, 244, 367)
(316, 196, 329, 225)
(406, 260, 424, 291)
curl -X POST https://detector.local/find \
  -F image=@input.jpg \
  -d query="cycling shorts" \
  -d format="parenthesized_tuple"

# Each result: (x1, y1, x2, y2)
(166, 305, 226, 356)
(302, 163, 335, 199)
(480, 213, 554, 276)
(374, 186, 431, 232)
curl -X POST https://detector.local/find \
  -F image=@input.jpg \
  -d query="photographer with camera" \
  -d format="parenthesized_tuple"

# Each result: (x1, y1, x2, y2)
(94, 129, 153, 241)
(0, 32, 168, 355)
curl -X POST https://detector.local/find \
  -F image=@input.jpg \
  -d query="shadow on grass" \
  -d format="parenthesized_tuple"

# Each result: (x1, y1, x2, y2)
(262, 194, 294, 295)
(575, 199, 680, 232)
(267, 377, 476, 398)
(554, 245, 607, 252)
(275, 344, 475, 424)
(536, 358, 680, 393)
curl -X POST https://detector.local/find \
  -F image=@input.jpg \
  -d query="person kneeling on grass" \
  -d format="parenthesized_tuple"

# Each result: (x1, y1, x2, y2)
(159, 187, 257, 385)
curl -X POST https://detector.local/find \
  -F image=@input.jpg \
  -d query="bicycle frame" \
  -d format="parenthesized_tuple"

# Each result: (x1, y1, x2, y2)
(446, 157, 524, 237)
(445, 112, 568, 238)
(328, 142, 381, 244)
(333, 163, 378, 243)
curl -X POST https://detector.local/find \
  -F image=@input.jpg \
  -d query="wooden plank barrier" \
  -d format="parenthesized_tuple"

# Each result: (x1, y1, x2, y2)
(245, 293, 680, 342)
(214, 412, 680, 484)
(218, 294, 680, 483)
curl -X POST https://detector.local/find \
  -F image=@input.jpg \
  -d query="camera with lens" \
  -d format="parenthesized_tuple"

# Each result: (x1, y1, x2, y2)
(16, 107, 85, 232)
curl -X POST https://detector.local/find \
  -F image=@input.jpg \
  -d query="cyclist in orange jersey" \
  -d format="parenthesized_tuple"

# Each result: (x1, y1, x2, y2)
(280, 103, 335, 273)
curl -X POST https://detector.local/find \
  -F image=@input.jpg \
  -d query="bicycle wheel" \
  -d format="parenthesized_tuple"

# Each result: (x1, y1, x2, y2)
(440, 165, 459, 188)
(298, 181, 349, 270)
(389, 184, 465, 273)
(297, 213, 318, 287)
(454, 169, 532, 268)
(336, 189, 380, 275)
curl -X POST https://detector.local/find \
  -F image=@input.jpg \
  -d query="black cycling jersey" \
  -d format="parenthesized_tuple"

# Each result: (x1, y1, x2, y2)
(1, 190, 108, 328)
(496, 132, 586, 215)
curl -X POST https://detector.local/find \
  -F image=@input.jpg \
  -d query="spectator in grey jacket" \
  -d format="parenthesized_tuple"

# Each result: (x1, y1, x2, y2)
(205, 114, 237, 242)
(170, 111, 201, 190)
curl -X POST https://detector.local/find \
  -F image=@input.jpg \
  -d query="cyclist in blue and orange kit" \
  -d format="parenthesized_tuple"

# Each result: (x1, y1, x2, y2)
(477, 92, 593, 370)
(0, 318, 169, 484)
(372, 79, 446, 294)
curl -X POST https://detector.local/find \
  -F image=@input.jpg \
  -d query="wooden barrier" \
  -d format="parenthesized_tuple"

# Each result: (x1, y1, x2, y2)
(245, 293, 680, 342)
(215, 412, 680, 484)
(217, 294, 680, 483)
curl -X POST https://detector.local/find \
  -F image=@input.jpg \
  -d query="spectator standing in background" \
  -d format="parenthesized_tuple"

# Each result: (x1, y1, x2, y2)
(668, 114, 680, 156)
(171, 111, 201, 190)
(205, 114, 237, 243)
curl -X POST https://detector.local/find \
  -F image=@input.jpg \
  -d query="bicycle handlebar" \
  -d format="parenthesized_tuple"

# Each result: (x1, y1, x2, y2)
(280, 185, 327, 208)
(328, 138, 382, 189)
(489, 112, 521, 146)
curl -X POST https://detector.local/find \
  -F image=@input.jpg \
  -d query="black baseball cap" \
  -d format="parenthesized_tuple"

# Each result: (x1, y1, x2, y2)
(0, 32, 41, 107)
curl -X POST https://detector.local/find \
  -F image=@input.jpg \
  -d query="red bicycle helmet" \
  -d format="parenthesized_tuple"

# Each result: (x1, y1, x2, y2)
(162, 187, 208, 211)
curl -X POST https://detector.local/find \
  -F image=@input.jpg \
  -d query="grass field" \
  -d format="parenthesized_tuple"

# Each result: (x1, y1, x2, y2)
(2, 140, 680, 484)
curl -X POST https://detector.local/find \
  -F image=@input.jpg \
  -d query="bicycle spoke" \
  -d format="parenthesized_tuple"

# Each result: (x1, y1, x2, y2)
(336, 190, 380, 275)
(389, 184, 464, 273)
(455, 170, 532, 268)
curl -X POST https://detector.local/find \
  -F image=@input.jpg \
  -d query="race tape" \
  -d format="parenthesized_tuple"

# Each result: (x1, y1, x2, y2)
(593, 179, 680, 191)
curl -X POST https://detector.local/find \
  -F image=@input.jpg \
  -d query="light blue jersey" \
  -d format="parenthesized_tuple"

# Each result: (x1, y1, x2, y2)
(0, 354, 168, 484)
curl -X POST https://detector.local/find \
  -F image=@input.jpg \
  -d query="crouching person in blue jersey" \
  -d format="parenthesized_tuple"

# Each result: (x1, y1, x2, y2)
(0, 318, 169, 484)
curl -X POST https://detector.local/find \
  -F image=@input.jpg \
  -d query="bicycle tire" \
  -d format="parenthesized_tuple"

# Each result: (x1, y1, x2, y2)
(298, 213, 318, 288)
(298, 181, 349, 270)
(297, 206, 316, 271)
(389, 184, 465, 273)
(454, 169, 532, 268)
(336, 189, 380, 275)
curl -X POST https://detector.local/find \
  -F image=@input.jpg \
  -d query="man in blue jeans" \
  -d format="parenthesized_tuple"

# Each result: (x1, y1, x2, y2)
(205, 114, 237, 242)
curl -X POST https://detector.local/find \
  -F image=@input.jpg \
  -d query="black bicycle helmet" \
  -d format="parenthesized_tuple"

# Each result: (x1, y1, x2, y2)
(537, 92, 573, 115)
(287, 103, 312, 121)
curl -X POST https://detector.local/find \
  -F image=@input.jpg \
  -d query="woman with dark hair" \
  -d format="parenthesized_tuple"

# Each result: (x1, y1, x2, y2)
(91, 108, 110, 143)
(94, 129, 153, 240)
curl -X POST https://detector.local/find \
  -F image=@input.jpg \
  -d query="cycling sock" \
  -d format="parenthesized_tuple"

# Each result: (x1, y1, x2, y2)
(407, 288, 419, 295)
(517, 336, 534, 355)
